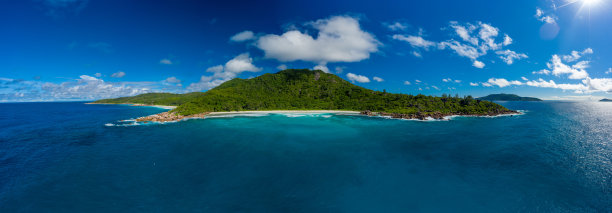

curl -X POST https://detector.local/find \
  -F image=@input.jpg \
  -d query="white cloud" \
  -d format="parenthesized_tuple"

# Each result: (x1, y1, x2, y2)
(454, 79, 461, 83)
(160, 58, 173, 65)
(111, 71, 126, 78)
(392, 21, 525, 66)
(473, 60, 485, 68)
(583, 77, 612, 93)
(256, 16, 379, 64)
(384, 22, 408, 31)
(496, 50, 528, 65)
(562, 48, 593, 62)
(164, 77, 181, 84)
(404, 81, 411, 85)
(503, 34, 513, 46)
(230, 30, 255, 42)
(431, 85, 440, 90)
(606, 68, 612, 74)
(346, 73, 370, 83)
(187, 53, 261, 91)
(415, 80, 421, 83)
(469, 82, 479, 86)
(392, 35, 436, 49)
(442, 78, 451, 82)
(313, 64, 330, 73)
(94, 73, 102, 77)
(535, 8, 557, 24)
(334, 66, 346, 74)
(539, 55, 589, 79)
(0, 75, 156, 101)
(277, 64, 288, 70)
(521, 76, 528, 81)
(411, 51, 422, 58)
(439, 40, 482, 60)
(526, 78, 589, 92)
(533, 69, 551, 75)
(449, 22, 479, 46)
(486, 78, 523, 88)
(373, 76, 384, 82)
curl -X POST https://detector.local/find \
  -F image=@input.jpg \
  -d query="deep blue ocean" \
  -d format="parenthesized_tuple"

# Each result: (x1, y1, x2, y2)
(0, 101, 610, 212)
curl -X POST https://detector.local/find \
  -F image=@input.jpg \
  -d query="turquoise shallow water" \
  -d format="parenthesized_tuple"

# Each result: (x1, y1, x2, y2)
(0, 101, 610, 212)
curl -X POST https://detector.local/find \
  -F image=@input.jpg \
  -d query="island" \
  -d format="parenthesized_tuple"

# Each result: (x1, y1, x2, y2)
(92, 69, 518, 122)
(600, 98, 612, 102)
(477, 93, 542, 101)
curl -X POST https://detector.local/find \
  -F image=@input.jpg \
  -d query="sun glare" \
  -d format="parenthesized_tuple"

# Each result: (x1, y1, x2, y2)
(583, 0, 601, 6)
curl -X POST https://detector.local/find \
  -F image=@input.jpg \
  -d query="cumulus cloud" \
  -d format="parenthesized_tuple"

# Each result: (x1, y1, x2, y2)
(473, 60, 485, 68)
(536, 54, 589, 79)
(0, 75, 161, 102)
(526, 78, 589, 92)
(276, 64, 288, 70)
(384, 22, 408, 31)
(94, 73, 102, 77)
(111, 71, 126, 78)
(256, 16, 380, 65)
(469, 82, 479, 86)
(521, 76, 528, 81)
(535, 8, 557, 24)
(313, 64, 330, 73)
(334, 66, 346, 74)
(561, 48, 593, 62)
(404, 81, 411, 85)
(503, 34, 513, 46)
(607, 68, 612, 74)
(230, 30, 255, 42)
(392, 35, 436, 49)
(496, 50, 528, 65)
(439, 40, 482, 60)
(160, 58, 173, 65)
(394, 21, 526, 67)
(164, 77, 181, 84)
(187, 53, 261, 91)
(373, 76, 384, 82)
(431, 85, 440, 90)
(486, 78, 523, 88)
(346, 73, 370, 83)
(583, 77, 612, 93)
(442, 78, 462, 83)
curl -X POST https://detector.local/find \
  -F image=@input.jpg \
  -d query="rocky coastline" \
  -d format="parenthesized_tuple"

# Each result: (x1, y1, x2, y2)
(360, 110, 519, 120)
(133, 109, 519, 123)
(136, 111, 210, 123)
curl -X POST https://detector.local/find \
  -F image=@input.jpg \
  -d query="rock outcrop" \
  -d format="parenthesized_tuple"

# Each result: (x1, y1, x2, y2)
(136, 112, 210, 123)
(361, 110, 518, 120)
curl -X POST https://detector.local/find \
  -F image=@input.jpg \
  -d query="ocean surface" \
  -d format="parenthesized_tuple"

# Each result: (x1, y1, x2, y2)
(0, 101, 610, 212)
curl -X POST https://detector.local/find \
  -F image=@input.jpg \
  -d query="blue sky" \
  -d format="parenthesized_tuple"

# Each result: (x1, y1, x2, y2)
(1, 0, 611, 102)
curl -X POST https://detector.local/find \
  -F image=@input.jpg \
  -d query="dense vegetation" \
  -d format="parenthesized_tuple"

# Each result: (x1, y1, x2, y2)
(93, 92, 204, 106)
(600, 99, 612, 102)
(94, 69, 513, 116)
(477, 93, 542, 101)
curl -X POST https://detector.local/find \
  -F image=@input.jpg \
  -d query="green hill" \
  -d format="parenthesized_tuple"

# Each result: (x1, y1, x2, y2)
(94, 69, 514, 117)
(93, 92, 204, 106)
(477, 93, 542, 101)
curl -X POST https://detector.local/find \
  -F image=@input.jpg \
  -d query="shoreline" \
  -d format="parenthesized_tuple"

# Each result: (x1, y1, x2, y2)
(209, 110, 361, 115)
(130, 109, 519, 124)
(86, 102, 177, 109)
